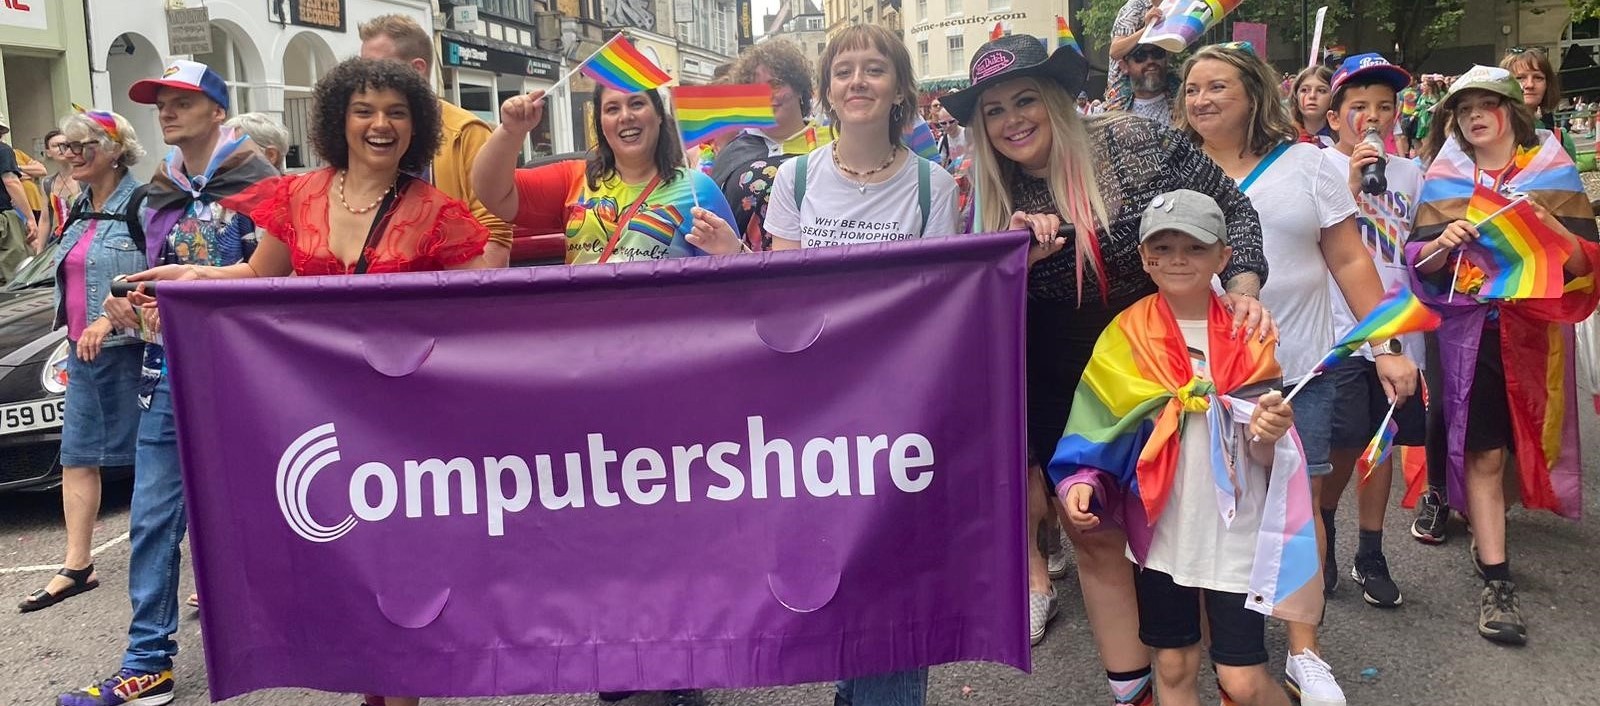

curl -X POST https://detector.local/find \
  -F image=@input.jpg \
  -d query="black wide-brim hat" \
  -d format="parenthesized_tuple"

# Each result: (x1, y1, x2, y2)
(943, 34, 1094, 126)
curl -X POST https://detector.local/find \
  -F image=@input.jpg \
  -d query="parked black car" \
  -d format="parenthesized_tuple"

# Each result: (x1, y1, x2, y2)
(0, 243, 131, 492)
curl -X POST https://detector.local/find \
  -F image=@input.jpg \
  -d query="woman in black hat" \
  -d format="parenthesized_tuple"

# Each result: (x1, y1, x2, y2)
(942, 34, 1271, 706)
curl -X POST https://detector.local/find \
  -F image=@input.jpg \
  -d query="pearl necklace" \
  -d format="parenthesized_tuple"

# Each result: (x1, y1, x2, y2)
(832, 145, 900, 194)
(337, 170, 396, 214)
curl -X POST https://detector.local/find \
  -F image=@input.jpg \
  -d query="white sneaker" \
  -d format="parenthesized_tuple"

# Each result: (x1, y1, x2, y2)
(1028, 590, 1057, 645)
(1284, 649, 1346, 706)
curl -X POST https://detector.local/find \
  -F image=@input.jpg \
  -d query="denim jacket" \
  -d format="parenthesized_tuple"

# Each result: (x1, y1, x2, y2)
(52, 171, 145, 347)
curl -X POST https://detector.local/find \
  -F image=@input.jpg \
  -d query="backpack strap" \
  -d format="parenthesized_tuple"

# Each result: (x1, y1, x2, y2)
(59, 183, 150, 252)
(794, 153, 809, 213)
(917, 156, 931, 235)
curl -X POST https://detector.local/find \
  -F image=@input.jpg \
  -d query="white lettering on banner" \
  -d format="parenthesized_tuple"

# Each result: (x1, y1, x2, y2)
(277, 417, 939, 542)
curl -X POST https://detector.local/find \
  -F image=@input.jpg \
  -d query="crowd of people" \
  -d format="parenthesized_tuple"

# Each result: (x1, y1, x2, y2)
(5, 7, 1595, 706)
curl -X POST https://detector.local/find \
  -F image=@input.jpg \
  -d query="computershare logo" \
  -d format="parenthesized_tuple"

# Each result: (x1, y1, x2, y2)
(275, 416, 938, 543)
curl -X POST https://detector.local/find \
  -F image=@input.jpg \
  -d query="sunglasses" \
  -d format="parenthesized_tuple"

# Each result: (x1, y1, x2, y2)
(1129, 47, 1168, 63)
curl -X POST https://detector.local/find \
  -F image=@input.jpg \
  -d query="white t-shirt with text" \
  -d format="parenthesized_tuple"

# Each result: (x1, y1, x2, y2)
(765, 144, 962, 247)
(1243, 142, 1358, 382)
(1322, 148, 1427, 367)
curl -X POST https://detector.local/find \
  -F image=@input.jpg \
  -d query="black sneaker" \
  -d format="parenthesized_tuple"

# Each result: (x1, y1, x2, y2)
(1479, 580, 1527, 645)
(1410, 489, 1449, 544)
(666, 690, 708, 706)
(1351, 552, 1403, 608)
(1322, 552, 1340, 595)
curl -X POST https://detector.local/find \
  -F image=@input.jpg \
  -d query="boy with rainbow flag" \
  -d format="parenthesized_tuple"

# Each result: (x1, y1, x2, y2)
(1051, 189, 1318, 706)
(1408, 65, 1600, 646)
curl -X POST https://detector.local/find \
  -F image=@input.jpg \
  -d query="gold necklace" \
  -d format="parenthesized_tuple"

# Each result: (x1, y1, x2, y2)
(831, 145, 900, 194)
(337, 170, 396, 215)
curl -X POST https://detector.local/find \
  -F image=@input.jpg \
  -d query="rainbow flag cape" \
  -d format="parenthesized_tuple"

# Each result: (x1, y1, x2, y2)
(1356, 401, 1399, 484)
(904, 116, 942, 165)
(1460, 186, 1576, 300)
(1056, 15, 1081, 54)
(1047, 294, 1321, 623)
(580, 34, 673, 94)
(1407, 130, 1600, 520)
(1312, 282, 1441, 372)
(674, 84, 777, 146)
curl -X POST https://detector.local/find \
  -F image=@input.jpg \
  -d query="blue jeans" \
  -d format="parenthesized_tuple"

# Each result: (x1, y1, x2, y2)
(122, 378, 187, 673)
(834, 669, 928, 706)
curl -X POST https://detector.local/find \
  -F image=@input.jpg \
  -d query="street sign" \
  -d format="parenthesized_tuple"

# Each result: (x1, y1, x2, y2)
(166, 6, 212, 56)
(452, 4, 479, 32)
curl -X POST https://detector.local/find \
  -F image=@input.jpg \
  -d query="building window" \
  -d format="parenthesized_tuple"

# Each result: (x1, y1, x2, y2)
(917, 0, 927, 20)
(987, 0, 1008, 10)
(918, 39, 928, 76)
(946, 35, 963, 74)
(945, 0, 958, 16)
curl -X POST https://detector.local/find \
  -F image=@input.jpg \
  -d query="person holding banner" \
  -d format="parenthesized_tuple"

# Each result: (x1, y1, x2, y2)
(118, 57, 491, 706)
(758, 24, 958, 705)
(1408, 65, 1600, 646)
(17, 110, 147, 616)
(472, 86, 741, 265)
(941, 33, 1271, 706)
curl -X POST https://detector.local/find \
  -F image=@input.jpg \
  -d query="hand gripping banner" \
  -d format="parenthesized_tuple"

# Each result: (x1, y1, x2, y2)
(158, 232, 1032, 700)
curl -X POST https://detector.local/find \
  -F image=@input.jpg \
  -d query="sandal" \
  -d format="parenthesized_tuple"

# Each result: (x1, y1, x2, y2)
(18, 564, 99, 613)
(187, 593, 200, 609)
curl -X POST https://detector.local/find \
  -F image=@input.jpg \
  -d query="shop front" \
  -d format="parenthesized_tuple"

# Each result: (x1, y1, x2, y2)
(440, 30, 570, 159)
(0, 1, 93, 158)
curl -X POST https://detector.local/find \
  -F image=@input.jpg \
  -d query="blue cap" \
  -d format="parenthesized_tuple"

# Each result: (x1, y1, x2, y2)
(1330, 53, 1411, 98)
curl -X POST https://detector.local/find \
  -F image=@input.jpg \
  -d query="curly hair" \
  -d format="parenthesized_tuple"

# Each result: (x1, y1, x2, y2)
(733, 38, 814, 116)
(310, 57, 441, 172)
(59, 111, 146, 169)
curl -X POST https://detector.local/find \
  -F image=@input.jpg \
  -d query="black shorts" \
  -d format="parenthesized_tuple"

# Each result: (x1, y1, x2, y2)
(1025, 297, 1131, 468)
(1135, 568, 1268, 667)
(1326, 357, 1428, 449)
(1465, 326, 1512, 453)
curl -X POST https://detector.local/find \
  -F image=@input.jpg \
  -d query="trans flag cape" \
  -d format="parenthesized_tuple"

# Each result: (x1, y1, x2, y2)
(1046, 294, 1321, 624)
(1407, 132, 1600, 520)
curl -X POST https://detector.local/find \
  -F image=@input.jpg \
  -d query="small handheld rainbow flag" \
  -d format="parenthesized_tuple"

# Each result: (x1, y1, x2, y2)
(580, 34, 673, 94)
(1284, 282, 1441, 402)
(673, 84, 777, 146)
(1356, 400, 1400, 483)
(1057, 16, 1081, 54)
(1462, 186, 1576, 300)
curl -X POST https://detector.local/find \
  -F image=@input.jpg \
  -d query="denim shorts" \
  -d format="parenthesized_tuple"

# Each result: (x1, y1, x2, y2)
(1287, 372, 1334, 477)
(60, 342, 143, 468)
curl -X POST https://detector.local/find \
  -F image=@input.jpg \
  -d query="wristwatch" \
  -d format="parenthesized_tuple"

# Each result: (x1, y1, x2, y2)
(1374, 338, 1404, 357)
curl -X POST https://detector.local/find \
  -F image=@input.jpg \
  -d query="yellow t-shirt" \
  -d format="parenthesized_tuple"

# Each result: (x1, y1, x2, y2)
(14, 150, 42, 212)
(779, 121, 834, 155)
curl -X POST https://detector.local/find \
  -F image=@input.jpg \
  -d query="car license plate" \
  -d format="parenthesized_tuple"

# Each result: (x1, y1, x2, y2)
(0, 398, 65, 436)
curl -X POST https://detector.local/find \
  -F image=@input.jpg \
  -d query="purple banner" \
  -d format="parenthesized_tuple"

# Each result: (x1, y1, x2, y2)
(1232, 21, 1268, 60)
(158, 233, 1032, 700)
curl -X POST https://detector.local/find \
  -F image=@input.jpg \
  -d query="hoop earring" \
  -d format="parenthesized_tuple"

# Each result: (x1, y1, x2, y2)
(891, 103, 904, 123)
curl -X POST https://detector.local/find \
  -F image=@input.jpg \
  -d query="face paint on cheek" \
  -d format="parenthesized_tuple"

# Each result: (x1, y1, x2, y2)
(1346, 108, 1365, 136)
(1145, 257, 1160, 267)
(1490, 107, 1508, 140)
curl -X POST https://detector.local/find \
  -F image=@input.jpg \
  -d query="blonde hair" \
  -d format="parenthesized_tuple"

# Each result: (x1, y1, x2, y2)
(969, 77, 1109, 288)
(818, 24, 919, 146)
(1289, 65, 1333, 133)
(359, 14, 434, 70)
(1175, 44, 1297, 157)
(58, 111, 145, 168)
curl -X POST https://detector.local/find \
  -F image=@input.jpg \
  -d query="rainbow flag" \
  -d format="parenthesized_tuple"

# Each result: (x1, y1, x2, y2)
(1057, 15, 1081, 54)
(1462, 186, 1576, 300)
(673, 84, 777, 146)
(1046, 294, 1320, 623)
(990, 22, 1005, 41)
(1356, 401, 1400, 484)
(904, 115, 942, 165)
(1312, 282, 1441, 372)
(580, 34, 673, 94)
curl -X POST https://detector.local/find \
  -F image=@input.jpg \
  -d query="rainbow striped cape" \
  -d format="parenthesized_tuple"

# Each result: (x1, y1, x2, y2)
(1047, 294, 1321, 623)
(1406, 131, 1600, 519)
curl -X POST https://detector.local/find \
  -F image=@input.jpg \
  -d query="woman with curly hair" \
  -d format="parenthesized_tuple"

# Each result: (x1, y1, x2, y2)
(134, 57, 488, 280)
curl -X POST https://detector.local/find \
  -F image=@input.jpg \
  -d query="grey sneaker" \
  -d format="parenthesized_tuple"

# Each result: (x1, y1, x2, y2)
(1411, 489, 1449, 544)
(1479, 580, 1527, 645)
(1046, 526, 1070, 579)
(1028, 590, 1057, 645)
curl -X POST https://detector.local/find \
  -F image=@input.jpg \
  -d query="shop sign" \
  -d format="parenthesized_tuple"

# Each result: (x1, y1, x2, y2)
(290, 0, 345, 32)
(908, 10, 1027, 34)
(0, 0, 47, 30)
(167, 6, 212, 55)
(738, 0, 754, 48)
(444, 38, 562, 81)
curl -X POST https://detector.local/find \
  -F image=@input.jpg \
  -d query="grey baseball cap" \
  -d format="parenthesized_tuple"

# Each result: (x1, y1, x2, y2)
(1139, 189, 1228, 245)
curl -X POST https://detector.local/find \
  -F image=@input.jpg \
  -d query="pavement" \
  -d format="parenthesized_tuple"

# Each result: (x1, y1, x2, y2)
(4, 413, 1600, 706)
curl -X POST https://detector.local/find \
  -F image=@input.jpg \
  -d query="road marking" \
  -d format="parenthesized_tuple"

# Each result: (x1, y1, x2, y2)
(0, 531, 131, 575)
